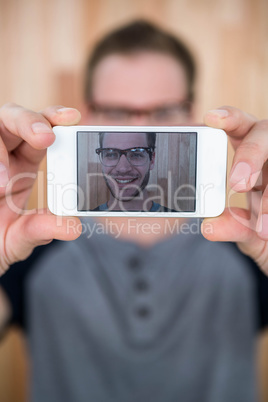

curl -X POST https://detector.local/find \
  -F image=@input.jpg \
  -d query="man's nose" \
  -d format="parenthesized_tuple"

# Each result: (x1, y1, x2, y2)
(128, 112, 151, 126)
(115, 154, 132, 172)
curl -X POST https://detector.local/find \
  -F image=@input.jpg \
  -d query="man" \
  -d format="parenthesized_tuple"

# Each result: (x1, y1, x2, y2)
(94, 131, 160, 211)
(0, 20, 268, 402)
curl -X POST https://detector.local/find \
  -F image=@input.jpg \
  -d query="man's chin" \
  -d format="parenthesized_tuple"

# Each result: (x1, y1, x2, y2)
(110, 186, 141, 201)
(114, 194, 139, 202)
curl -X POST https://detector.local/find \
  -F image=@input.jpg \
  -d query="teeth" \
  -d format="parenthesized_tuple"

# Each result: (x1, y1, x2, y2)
(116, 179, 135, 184)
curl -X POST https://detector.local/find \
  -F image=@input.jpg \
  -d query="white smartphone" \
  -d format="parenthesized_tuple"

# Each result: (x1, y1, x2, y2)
(47, 125, 227, 217)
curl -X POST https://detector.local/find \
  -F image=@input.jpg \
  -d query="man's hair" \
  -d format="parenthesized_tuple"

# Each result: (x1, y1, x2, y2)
(99, 132, 156, 153)
(85, 19, 196, 102)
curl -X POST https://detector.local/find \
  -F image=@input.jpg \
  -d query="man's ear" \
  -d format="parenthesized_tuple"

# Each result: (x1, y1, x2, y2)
(150, 152, 156, 170)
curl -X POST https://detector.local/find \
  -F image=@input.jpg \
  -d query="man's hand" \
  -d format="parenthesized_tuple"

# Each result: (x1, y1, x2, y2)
(201, 106, 268, 274)
(0, 104, 82, 275)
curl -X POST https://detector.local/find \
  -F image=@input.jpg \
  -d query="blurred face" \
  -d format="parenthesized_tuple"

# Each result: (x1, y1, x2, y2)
(100, 132, 155, 202)
(85, 51, 194, 126)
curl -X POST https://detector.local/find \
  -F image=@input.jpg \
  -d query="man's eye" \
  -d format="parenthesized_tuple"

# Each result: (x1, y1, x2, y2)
(104, 109, 128, 121)
(156, 105, 187, 122)
(129, 151, 145, 159)
(153, 108, 174, 120)
(103, 151, 118, 159)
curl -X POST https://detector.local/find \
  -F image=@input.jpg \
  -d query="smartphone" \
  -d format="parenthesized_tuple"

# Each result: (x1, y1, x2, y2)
(47, 125, 227, 217)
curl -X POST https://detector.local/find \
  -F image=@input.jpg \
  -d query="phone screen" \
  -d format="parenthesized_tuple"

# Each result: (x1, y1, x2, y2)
(77, 131, 197, 212)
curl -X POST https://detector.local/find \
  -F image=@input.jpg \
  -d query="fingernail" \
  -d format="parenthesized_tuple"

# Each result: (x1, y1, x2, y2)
(229, 162, 251, 191)
(207, 109, 229, 118)
(0, 163, 9, 187)
(56, 107, 76, 113)
(32, 122, 53, 134)
(256, 214, 268, 238)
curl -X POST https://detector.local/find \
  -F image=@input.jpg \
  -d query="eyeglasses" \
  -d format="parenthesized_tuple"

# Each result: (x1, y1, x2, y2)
(89, 101, 192, 124)
(95, 147, 153, 167)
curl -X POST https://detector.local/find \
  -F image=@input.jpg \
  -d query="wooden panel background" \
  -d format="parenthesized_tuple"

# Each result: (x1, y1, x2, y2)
(77, 132, 196, 211)
(0, 0, 268, 401)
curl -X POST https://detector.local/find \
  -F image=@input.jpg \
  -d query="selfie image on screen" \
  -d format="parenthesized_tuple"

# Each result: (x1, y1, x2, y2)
(77, 131, 197, 212)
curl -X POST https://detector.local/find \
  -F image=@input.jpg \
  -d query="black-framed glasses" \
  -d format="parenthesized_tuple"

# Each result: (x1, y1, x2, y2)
(95, 147, 153, 167)
(89, 100, 192, 124)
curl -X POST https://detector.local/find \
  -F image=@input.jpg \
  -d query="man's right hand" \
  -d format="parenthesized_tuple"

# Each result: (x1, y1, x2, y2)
(0, 104, 82, 275)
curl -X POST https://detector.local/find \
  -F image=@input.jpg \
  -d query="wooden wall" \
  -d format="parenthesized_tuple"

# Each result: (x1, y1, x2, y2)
(0, 0, 268, 401)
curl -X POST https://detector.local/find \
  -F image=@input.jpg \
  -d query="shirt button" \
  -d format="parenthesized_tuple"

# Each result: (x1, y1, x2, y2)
(128, 255, 141, 270)
(135, 306, 151, 318)
(134, 279, 149, 292)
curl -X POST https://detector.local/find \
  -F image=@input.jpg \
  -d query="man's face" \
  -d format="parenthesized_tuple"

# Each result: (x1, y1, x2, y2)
(100, 132, 155, 202)
(85, 51, 194, 209)
(85, 51, 194, 126)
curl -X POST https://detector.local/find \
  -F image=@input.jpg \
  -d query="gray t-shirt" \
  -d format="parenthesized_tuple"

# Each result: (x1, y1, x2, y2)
(26, 220, 257, 402)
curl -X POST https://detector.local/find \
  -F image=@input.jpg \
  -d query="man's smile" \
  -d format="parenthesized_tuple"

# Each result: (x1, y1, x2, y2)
(112, 176, 139, 185)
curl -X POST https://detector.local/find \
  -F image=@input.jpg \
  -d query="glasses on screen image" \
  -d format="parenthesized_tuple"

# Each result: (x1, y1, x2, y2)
(95, 147, 154, 167)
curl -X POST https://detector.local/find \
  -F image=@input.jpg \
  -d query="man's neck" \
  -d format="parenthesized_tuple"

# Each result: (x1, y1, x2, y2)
(107, 191, 153, 211)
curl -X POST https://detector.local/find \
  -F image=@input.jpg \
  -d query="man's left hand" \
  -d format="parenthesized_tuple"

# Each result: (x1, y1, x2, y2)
(202, 106, 268, 274)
